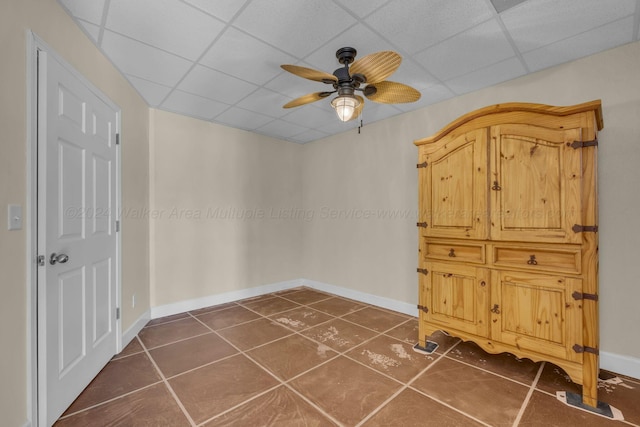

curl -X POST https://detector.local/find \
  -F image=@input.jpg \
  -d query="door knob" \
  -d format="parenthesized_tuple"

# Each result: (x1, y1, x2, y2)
(49, 253, 69, 265)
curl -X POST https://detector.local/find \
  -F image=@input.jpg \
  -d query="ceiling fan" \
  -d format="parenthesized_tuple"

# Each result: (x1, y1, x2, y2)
(281, 47, 421, 122)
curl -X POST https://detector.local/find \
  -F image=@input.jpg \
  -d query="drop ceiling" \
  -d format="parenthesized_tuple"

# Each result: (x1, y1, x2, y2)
(58, 0, 640, 144)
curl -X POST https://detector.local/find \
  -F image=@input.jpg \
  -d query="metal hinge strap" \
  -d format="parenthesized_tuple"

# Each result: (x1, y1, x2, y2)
(115, 220, 120, 232)
(572, 224, 598, 233)
(573, 344, 599, 355)
(116, 307, 120, 320)
(572, 291, 599, 301)
(417, 268, 428, 275)
(416, 161, 428, 168)
(569, 138, 598, 149)
(416, 222, 428, 228)
(417, 304, 429, 314)
(116, 133, 120, 145)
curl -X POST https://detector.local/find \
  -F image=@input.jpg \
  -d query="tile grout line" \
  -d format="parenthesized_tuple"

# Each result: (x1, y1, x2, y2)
(140, 291, 499, 426)
(144, 290, 506, 426)
(185, 291, 419, 426)
(355, 340, 491, 427)
(511, 361, 546, 427)
(138, 336, 198, 426)
(189, 309, 345, 427)
(442, 352, 540, 390)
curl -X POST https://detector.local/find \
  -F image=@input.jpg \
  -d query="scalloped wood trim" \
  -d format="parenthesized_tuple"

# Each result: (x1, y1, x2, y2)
(414, 100, 603, 146)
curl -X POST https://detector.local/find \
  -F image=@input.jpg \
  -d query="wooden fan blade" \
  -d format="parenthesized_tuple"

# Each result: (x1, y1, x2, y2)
(347, 95, 365, 121)
(283, 92, 333, 108)
(281, 64, 337, 83)
(365, 81, 421, 104)
(350, 51, 401, 84)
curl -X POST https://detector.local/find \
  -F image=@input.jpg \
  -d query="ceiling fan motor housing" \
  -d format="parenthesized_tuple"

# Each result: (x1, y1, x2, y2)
(336, 47, 357, 64)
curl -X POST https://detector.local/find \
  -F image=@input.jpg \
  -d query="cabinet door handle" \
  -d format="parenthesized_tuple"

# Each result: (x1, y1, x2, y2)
(480, 281, 486, 287)
(448, 248, 456, 257)
(527, 255, 538, 265)
(491, 304, 501, 314)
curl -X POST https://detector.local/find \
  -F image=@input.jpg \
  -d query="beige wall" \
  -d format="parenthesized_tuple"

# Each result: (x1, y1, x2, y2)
(302, 41, 640, 361)
(0, 0, 150, 425)
(150, 110, 303, 306)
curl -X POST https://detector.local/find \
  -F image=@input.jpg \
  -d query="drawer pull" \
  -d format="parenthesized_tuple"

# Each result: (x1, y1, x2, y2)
(480, 281, 486, 287)
(527, 255, 538, 265)
(448, 248, 456, 257)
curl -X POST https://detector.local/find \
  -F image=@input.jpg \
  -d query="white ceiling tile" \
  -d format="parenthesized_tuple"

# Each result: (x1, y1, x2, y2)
(58, 0, 640, 143)
(445, 57, 527, 95)
(394, 83, 455, 111)
(161, 90, 229, 120)
(125, 75, 173, 106)
(415, 19, 515, 81)
(101, 31, 193, 87)
(389, 59, 440, 91)
(214, 107, 274, 131)
(490, 0, 528, 13)
(501, 0, 637, 52)
(181, 0, 249, 21)
(254, 119, 308, 139)
(303, 23, 397, 71)
(360, 103, 401, 123)
(365, 0, 494, 54)
(288, 129, 330, 144)
(332, 0, 390, 19)
(200, 27, 297, 85)
(232, 0, 357, 57)
(237, 88, 296, 118)
(523, 16, 635, 72)
(76, 19, 101, 43)
(178, 65, 258, 104)
(57, 0, 105, 25)
(106, 0, 225, 60)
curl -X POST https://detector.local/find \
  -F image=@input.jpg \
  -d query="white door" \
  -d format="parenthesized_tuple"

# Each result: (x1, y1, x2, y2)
(37, 49, 120, 426)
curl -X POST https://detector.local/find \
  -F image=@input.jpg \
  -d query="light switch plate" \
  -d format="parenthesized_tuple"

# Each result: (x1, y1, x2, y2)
(8, 204, 23, 230)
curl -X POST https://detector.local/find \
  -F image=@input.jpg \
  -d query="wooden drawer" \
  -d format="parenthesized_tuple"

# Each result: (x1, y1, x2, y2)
(423, 240, 485, 264)
(492, 245, 581, 275)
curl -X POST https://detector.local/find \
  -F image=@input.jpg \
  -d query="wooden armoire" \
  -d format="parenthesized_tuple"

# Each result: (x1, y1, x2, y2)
(415, 101, 603, 407)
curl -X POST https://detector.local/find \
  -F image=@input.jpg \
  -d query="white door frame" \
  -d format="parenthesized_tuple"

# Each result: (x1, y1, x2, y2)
(26, 31, 122, 426)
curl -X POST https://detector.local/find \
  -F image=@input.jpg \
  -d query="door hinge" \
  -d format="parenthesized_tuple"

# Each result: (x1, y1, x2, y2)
(37, 255, 45, 266)
(417, 304, 429, 313)
(572, 291, 599, 301)
(573, 344, 599, 355)
(416, 222, 428, 228)
(569, 138, 598, 149)
(572, 224, 598, 233)
(416, 161, 428, 168)
(417, 268, 429, 275)
(116, 133, 120, 145)
(116, 307, 120, 320)
(115, 220, 120, 232)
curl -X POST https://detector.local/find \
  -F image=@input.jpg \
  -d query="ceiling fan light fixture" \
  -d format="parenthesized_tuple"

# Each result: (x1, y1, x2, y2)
(331, 94, 361, 122)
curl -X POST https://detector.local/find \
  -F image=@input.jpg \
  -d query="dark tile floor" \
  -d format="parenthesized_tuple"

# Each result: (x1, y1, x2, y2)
(55, 287, 640, 426)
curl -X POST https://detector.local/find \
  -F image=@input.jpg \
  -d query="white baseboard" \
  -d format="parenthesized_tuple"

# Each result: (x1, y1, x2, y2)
(121, 309, 150, 350)
(150, 279, 304, 319)
(601, 351, 640, 380)
(301, 279, 418, 317)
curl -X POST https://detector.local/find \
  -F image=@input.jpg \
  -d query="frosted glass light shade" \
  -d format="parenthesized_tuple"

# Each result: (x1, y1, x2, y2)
(331, 95, 360, 122)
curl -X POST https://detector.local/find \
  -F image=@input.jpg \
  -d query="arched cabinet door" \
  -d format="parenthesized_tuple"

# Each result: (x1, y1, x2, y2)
(489, 124, 583, 244)
(418, 128, 488, 241)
